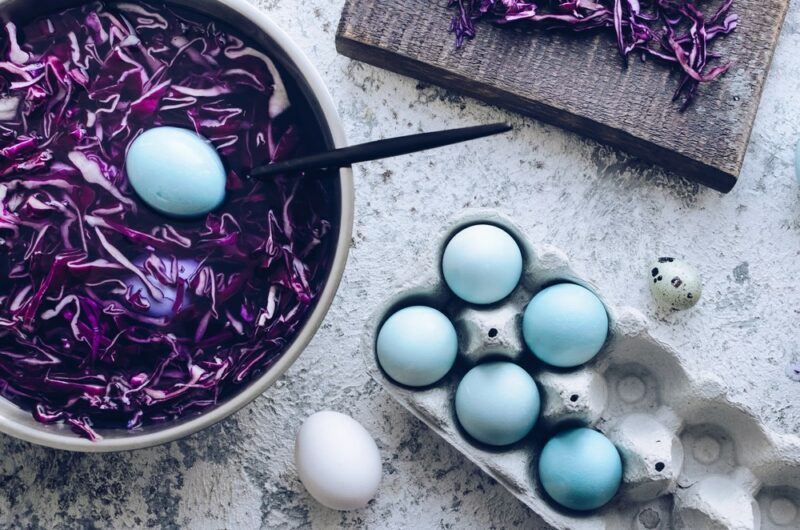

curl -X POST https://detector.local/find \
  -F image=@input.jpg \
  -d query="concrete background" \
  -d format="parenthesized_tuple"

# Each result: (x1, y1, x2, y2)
(2, 0, 799, 528)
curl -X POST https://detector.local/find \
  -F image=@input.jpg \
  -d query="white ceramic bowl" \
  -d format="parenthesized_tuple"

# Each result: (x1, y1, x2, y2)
(0, 0, 354, 451)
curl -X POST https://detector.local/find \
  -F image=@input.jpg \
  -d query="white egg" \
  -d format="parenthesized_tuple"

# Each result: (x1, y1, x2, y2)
(649, 257, 702, 310)
(294, 411, 382, 510)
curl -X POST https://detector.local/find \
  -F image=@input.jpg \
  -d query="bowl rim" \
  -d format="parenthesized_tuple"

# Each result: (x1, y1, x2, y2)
(0, 0, 355, 452)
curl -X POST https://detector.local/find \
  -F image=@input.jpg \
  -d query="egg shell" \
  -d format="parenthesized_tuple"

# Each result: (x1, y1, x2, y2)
(376, 306, 458, 387)
(649, 258, 702, 311)
(538, 427, 623, 511)
(126, 127, 226, 218)
(294, 411, 382, 511)
(442, 224, 523, 305)
(522, 283, 609, 368)
(455, 362, 540, 446)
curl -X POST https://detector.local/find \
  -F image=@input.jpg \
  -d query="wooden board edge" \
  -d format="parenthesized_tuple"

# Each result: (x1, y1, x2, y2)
(335, 31, 737, 193)
(717, 0, 793, 188)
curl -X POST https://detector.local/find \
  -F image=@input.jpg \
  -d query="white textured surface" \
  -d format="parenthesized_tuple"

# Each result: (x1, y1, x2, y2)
(2, 0, 799, 528)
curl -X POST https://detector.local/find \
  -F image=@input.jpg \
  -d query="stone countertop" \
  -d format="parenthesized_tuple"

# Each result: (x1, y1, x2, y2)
(2, 0, 799, 528)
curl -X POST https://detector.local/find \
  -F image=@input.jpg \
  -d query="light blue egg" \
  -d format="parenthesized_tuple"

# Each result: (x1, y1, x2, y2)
(126, 127, 226, 218)
(127, 258, 198, 318)
(442, 224, 523, 305)
(455, 362, 540, 446)
(522, 283, 608, 368)
(127, 276, 178, 318)
(376, 306, 458, 387)
(538, 427, 622, 511)
(795, 139, 800, 184)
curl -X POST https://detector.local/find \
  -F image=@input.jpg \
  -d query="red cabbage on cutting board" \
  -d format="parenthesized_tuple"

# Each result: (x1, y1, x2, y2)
(335, 0, 790, 192)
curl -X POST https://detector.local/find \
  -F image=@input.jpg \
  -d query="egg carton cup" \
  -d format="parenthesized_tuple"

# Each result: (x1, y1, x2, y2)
(360, 211, 800, 530)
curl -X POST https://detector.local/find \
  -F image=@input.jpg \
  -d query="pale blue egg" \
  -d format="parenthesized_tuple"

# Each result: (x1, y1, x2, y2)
(442, 224, 523, 305)
(376, 306, 458, 387)
(455, 362, 540, 446)
(522, 283, 608, 368)
(538, 427, 622, 511)
(127, 258, 198, 318)
(795, 139, 800, 184)
(127, 276, 178, 318)
(126, 127, 226, 217)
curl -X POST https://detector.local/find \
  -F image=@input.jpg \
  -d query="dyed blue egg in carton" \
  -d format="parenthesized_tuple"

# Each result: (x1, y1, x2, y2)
(361, 211, 800, 529)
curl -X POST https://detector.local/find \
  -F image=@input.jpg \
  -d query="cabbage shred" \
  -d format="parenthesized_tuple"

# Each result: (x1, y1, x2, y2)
(449, 0, 739, 108)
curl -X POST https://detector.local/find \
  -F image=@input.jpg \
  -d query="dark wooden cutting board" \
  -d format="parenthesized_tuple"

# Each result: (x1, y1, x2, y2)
(335, 0, 790, 192)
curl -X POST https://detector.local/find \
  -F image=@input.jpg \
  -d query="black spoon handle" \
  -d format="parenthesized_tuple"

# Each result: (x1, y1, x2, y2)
(250, 122, 512, 178)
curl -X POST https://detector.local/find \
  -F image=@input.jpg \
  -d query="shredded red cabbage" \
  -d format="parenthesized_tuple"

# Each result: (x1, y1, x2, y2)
(0, 2, 335, 440)
(449, 0, 738, 108)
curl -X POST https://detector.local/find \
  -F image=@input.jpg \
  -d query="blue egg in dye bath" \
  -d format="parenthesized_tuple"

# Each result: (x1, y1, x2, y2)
(126, 127, 226, 218)
(455, 362, 540, 446)
(376, 306, 458, 387)
(538, 427, 623, 511)
(442, 224, 523, 305)
(127, 258, 199, 318)
(522, 283, 608, 368)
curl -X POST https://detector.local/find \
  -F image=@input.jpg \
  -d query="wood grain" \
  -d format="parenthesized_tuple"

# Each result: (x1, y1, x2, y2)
(336, 0, 789, 192)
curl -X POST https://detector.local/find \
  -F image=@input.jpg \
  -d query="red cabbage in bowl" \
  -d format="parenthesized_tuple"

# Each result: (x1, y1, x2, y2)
(0, 1, 336, 440)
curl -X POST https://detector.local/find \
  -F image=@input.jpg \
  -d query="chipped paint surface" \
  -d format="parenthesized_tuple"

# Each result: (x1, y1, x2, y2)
(2, 0, 799, 528)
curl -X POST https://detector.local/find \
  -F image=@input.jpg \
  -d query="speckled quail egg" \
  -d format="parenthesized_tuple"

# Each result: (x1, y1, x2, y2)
(649, 257, 702, 310)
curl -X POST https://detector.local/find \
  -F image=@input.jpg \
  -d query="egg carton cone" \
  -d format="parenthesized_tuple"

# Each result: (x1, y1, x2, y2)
(359, 211, 800, 530)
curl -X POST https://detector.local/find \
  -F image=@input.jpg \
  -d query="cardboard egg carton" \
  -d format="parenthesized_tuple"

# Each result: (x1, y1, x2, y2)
(361, 211, 800, 529)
